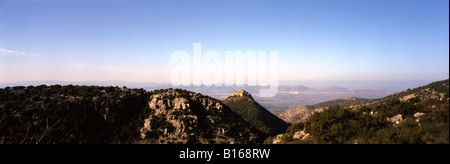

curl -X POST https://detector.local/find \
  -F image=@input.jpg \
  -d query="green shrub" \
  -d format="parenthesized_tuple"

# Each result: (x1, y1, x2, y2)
(305, 106, 358, 144)
(286, 123, 303, 136)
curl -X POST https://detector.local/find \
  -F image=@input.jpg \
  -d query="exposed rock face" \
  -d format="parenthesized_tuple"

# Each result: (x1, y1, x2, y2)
(140, 89, 260, 144)
(399, 93, 416, 102)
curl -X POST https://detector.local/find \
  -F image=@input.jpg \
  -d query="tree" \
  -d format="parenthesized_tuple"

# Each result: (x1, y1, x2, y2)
(286, 123, 304, 136)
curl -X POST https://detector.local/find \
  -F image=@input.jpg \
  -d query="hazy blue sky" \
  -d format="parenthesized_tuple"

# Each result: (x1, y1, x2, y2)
(0, 0, 448, 91)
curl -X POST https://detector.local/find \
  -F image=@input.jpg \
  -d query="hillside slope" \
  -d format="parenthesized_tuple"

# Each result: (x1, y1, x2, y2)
(222, 90, 289, 136)
(270, 79, 449, 144)
(278, 97, 372, 123)
(0, 86, 262, 144)
(278, 79, 449, 124)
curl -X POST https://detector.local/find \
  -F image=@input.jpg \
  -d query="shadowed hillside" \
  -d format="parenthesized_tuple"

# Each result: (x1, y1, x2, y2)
(222, 90, 289, 136)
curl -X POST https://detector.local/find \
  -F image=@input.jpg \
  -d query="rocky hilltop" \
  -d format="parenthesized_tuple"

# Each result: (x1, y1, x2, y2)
(222, 90, 289, 136)
(225, 90, 254, 100)
(140, 89, 260, 144)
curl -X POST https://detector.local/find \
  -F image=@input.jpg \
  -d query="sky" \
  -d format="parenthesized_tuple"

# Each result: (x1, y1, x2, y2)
(0, 0, 449, 91)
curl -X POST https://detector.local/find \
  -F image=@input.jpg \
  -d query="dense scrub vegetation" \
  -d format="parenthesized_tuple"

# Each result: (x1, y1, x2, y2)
(0, 85, 150, 144)
(305, 97, 372, 110)
(223, 96, 289, 136)
(301, 94, 449, 144)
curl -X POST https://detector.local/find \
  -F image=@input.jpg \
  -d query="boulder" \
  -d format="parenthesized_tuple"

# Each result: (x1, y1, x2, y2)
(272, 134, 284, 144)
(414, 112, 425, 123)
(387, 114, 403, 125)
(292, 131, 306, 140)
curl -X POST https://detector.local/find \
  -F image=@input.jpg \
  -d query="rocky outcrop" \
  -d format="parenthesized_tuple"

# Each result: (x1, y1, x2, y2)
(399, 93, 416, 102)
(414, 112, 425, 123)
(140, 89, 260, 144)
(386, 112, 425, 126)
(271, 130, 310, 144)
(224, 90, 255, 101)
(272, 134, 284, 144)
(292, 131, 307, 140)
(387, 114, 403, 125)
